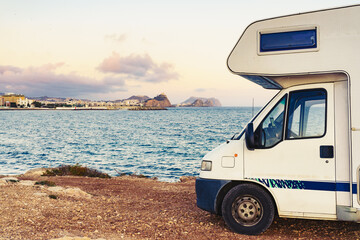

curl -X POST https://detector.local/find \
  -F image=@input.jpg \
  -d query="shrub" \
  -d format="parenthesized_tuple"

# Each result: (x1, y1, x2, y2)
(35, 180, 56, 186)
(49, 194, 58, 199)
(42, 164, 111, 178)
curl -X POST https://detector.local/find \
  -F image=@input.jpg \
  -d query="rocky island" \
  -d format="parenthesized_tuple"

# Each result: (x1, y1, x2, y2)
(144, 93, 172, 108)
(177, 97, 221, 107)
(128, 93, 172, 110)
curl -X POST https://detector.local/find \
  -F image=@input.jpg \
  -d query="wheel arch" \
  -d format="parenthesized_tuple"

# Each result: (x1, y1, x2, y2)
(215, 180, 279, 216)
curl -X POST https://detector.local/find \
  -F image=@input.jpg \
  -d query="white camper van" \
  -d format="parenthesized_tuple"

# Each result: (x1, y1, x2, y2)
(196, 5, 360, 235)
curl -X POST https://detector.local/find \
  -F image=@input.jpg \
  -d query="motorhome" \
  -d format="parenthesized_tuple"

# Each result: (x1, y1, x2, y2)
(196, 5, 360, 235)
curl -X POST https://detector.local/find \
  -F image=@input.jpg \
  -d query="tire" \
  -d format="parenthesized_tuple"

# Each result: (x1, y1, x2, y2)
(221, 183, 275, 235)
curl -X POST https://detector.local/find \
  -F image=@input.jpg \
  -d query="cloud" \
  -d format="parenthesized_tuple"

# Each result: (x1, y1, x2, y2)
(194, 88, 217, 93)
(36, 62, 65, 72)
(99, 53, 152, 76)
(0, 52, 178, 98)
(0, 65, 22, 74)
(0, 64, 126, 97)
(103, 77, 127, 91)
(195, 88, 206, 92)
(98, 52, 179, 83)
(105, 34, 127, 43)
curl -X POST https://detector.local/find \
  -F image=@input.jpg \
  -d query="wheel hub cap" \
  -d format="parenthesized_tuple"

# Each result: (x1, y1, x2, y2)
(232, 196, 262, 226)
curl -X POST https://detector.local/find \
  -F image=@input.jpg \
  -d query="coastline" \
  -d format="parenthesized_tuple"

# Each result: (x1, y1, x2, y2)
(0, 169, 358, 239)
(0, 107, 56, 110)
(0, 106, 168, 111)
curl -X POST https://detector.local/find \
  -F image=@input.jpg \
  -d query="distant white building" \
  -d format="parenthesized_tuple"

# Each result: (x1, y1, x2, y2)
(16, 98, 33, 108)
(123, 99, 140, 106)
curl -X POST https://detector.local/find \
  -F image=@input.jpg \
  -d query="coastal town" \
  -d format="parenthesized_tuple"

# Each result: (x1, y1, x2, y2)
(0, 92, 221, 110)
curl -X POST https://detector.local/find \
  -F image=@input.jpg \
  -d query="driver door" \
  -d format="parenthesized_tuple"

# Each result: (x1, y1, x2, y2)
(244, 84, 336, 217)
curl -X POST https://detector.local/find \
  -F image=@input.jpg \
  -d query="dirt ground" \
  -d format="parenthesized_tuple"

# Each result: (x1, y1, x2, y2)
(0, 174, 359, 240)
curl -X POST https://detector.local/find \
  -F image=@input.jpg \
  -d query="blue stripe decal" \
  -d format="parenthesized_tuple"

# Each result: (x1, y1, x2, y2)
(252, 178, 355, 193)
(336, 182, 351, 192)
(353, 183, 358, 194)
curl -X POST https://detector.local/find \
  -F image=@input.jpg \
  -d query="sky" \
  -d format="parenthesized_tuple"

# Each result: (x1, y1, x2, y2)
(0, 0, 359, 106)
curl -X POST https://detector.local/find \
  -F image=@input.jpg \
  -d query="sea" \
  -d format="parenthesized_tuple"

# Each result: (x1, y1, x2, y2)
(0, 107, 257, 182)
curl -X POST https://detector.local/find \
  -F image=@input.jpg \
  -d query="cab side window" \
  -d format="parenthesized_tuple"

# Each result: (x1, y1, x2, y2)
(254, 96, 287, 148)
(286, 89, 326, 139)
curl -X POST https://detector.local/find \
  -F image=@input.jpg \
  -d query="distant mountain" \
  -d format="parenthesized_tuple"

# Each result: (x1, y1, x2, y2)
(113, 95, 150, 103)
(126, 95, 150, 102)
(180, 97, 221, 107)
(27, 96, 92, 102)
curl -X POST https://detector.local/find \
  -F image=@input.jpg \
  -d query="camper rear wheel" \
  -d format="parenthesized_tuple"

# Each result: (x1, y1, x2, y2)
(221, 183, 275, 235)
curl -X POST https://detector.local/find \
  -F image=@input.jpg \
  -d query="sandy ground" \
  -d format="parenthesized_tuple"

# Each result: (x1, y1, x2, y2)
(0, 174, 359, 240)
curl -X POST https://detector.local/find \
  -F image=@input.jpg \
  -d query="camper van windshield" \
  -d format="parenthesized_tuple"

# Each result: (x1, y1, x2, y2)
(255, 96, 287, 148)
(231, 91, 280, 141)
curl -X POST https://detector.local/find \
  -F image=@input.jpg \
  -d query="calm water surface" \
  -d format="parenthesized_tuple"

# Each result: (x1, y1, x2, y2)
(0, 107, 257, 181)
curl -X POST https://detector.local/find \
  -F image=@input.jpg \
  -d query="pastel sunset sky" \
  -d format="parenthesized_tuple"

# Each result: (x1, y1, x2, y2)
(0, 0, 357, 106)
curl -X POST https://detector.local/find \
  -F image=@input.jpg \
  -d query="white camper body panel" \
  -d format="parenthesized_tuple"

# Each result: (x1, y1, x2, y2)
(334, 81, 351, 207)
(196, 6, 360, 236)
(227, 5, 360, 210)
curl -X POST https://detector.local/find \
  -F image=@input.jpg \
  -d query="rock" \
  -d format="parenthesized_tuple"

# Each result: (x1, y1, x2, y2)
(48, 186, 91, 198)
(22, 168, 47, 177)
(63, 187, 92, 199)
(179, 97, 222, 107)
(179, 176, 196, 183)
(48, 186, 65, 192)
(144, 93, 172, 108)
(192, 99, 205, 107)
(33, 192, 47, 197)
(0, 178, 35, 186)
(0, 179, 7, 186)
(1, 177, 19, 183)
(50, 237, 105, 240)
(19, 180, 37, 186)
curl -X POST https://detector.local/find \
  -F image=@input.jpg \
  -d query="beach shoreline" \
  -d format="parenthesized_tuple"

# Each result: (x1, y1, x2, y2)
(0, 106, 168, 111)
(0, 169, 359, 239)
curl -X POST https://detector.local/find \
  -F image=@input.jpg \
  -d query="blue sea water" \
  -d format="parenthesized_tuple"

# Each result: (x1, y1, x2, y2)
(0, 107, 256, 182)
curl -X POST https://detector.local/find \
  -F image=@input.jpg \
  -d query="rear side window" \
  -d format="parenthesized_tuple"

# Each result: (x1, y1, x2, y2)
(260, 29, 317, 52)
(286, 89, 326, 139)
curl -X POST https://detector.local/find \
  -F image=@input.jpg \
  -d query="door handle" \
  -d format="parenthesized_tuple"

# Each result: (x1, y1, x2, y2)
(320, 145, 334, 158)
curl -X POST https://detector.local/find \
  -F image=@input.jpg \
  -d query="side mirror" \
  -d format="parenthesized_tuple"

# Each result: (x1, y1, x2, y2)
(245, 123, 255, 150)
